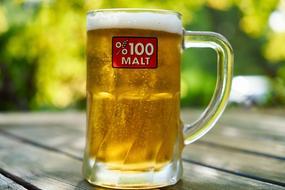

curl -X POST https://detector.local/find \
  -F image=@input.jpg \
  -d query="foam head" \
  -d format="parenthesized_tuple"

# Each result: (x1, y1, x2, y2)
(87, 9, 183, 35)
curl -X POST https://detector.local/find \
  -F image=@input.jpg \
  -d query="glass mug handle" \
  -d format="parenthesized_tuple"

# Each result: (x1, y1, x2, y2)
(183, 31, 234, 145)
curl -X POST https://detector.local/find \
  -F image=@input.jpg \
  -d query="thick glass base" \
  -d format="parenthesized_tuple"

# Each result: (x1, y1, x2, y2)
(83, 157, 183, 189)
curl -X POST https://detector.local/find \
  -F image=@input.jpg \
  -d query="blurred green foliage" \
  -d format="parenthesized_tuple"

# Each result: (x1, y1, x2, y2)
(0, 0, 284, 110)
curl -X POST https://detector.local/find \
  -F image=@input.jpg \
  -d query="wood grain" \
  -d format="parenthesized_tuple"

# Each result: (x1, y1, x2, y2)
(1, 114, 285, 185)
(182, 109, 285, 158)
(0, 174, 27, 190)
(0, 110, 285, 189)
(0, 131, 284, 189)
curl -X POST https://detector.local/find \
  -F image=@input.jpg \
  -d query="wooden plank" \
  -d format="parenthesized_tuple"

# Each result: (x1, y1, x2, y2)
(183, 143, 285, 184)
(0, 112, 85, 127)
(0, 124, 85, 158)
(181, 108, 285, 132)
(0, 135, 283, 190)
(181, 109, 285, 158)
(0, 134, 89, 190)
(197, 126, 285, 159)
(0, 174, 27, 190)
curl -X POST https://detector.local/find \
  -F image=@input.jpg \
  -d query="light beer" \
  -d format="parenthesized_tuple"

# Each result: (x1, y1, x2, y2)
(84, 9, 234, 189)
(85, 12, 184, 172)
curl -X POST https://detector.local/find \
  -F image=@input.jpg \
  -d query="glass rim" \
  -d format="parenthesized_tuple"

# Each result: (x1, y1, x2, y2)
(87, 8, 182, 18)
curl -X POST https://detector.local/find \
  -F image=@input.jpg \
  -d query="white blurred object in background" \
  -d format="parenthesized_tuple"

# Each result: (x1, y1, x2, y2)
(229, 76, 271, 106)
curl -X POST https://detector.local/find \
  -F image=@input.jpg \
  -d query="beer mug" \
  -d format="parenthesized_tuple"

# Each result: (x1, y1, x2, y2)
(83, 8, 233, 189)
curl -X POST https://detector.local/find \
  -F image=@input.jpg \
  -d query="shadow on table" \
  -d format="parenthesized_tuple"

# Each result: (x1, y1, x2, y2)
(73, 180, 187, 190)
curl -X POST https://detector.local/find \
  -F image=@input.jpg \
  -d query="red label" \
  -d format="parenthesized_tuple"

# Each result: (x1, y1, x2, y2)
(112, 37, 158, 68)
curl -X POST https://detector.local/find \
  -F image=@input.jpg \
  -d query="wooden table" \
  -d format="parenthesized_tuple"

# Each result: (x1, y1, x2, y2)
(0, 109, 284, 189)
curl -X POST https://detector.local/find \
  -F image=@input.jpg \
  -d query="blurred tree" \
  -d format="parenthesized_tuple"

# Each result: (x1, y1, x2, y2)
(0, 0, 37, 110)
(0, 0, 284, 110)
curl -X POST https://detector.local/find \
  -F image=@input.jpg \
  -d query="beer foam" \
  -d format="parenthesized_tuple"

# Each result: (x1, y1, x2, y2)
(87, 11, 183, 34)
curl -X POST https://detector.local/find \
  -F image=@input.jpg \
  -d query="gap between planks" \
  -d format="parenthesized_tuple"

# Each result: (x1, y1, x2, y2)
(0, 168, 41, 190)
